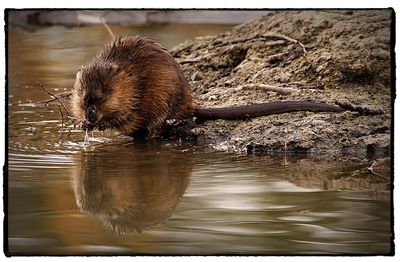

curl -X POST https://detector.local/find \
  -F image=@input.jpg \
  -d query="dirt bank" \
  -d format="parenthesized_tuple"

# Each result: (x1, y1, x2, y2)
(169, 10, 392, 156)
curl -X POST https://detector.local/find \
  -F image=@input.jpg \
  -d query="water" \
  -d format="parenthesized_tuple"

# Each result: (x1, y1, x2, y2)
(6, 24, 392, 255)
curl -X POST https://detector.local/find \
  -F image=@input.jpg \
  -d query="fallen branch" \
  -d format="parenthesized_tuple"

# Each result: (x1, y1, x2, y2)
(243, 84, 298, 95)
(283, 81, 324, 90)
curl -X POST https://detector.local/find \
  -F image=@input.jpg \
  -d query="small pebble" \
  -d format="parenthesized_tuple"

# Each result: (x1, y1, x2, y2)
(208, 95, 218, 101)
(191, 71, 203, 81)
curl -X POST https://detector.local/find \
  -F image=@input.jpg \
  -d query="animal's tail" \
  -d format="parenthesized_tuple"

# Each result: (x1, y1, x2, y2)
(193, 101, 343, 120)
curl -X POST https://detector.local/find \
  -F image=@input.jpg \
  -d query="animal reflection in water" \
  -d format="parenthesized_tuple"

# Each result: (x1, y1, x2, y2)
(71, 146, 192, 235)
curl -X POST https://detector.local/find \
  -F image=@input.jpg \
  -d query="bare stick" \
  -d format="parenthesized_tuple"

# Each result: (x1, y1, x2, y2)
(370, 170, 390, 180)
(177, 57, 203, 64)
(100, 16, 115, 39)
(263, 40, 286, 46)
(243, 84, 297, 95)
(283, 81, 323, 89)
(260, 33, 307, 54)
(39, 91, 72, 104)
(177, 33, 306, 65)
(37, 81, 75, 124)
(368, 159, 390, 180)
(265, 53, 286, 63)
(58, 105, 64, 130)
(171, 44, 193, 57)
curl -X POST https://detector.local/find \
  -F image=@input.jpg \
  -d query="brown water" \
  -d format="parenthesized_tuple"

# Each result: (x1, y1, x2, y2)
(7, 24, 392, 255)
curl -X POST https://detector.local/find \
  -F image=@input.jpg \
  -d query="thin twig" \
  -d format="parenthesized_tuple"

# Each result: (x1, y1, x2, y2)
(67, 127, 72, 139)
(260, 33, 307, 54)
(100, 16, 114, 39)
(39, 91, 72, 104)
(171, 44, 193, 57)
(283, 81, 323, 90)
(57, 105, 64, 138)
(177, 57, 204, 64)
(367, 158, 390, 180)
(37, 81, 75, 124)
(369, 170, 390, 180)
(263, 40, 286, 46)
(265, 53, 287, 64)
(243, 84, 298, 95)
(177, 33, 307, 68)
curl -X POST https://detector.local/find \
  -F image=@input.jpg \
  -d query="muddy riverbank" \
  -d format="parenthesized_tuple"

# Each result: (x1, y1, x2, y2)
(169, 10, 392, 156)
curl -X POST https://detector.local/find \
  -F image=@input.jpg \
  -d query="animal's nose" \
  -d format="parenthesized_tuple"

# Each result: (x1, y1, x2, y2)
(86, 105, 97, 124)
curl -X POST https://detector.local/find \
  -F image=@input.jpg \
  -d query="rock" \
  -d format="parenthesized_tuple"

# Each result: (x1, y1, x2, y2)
(207, 95, 218, 101)
(191, 71, 204, 81)
(274, 73, 291, 83)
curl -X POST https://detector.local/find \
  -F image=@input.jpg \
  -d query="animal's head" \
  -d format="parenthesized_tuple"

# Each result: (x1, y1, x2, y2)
(71, 62, 136, 131)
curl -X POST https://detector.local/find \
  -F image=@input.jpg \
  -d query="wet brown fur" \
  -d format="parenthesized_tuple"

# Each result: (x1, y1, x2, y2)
(72, 35, 194, 136)
(72, 35, 343, 137)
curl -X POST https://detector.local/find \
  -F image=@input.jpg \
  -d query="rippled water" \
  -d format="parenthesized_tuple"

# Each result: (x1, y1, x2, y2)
(7, 23, 392, 255)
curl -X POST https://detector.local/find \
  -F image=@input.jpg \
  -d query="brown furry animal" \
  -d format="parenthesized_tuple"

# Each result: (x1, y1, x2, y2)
(72, 35, 343, 138)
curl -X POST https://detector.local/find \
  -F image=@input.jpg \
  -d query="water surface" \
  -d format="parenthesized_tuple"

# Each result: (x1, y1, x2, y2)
(7, 23, 392, 255)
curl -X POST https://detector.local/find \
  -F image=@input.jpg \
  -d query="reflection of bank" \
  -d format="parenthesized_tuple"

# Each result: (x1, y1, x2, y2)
(71, 143, 192, 235)
(273, 155, 390, 194)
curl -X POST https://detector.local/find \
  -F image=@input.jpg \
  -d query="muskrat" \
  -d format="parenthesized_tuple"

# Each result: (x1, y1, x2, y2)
(72, 35, 343, 138)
